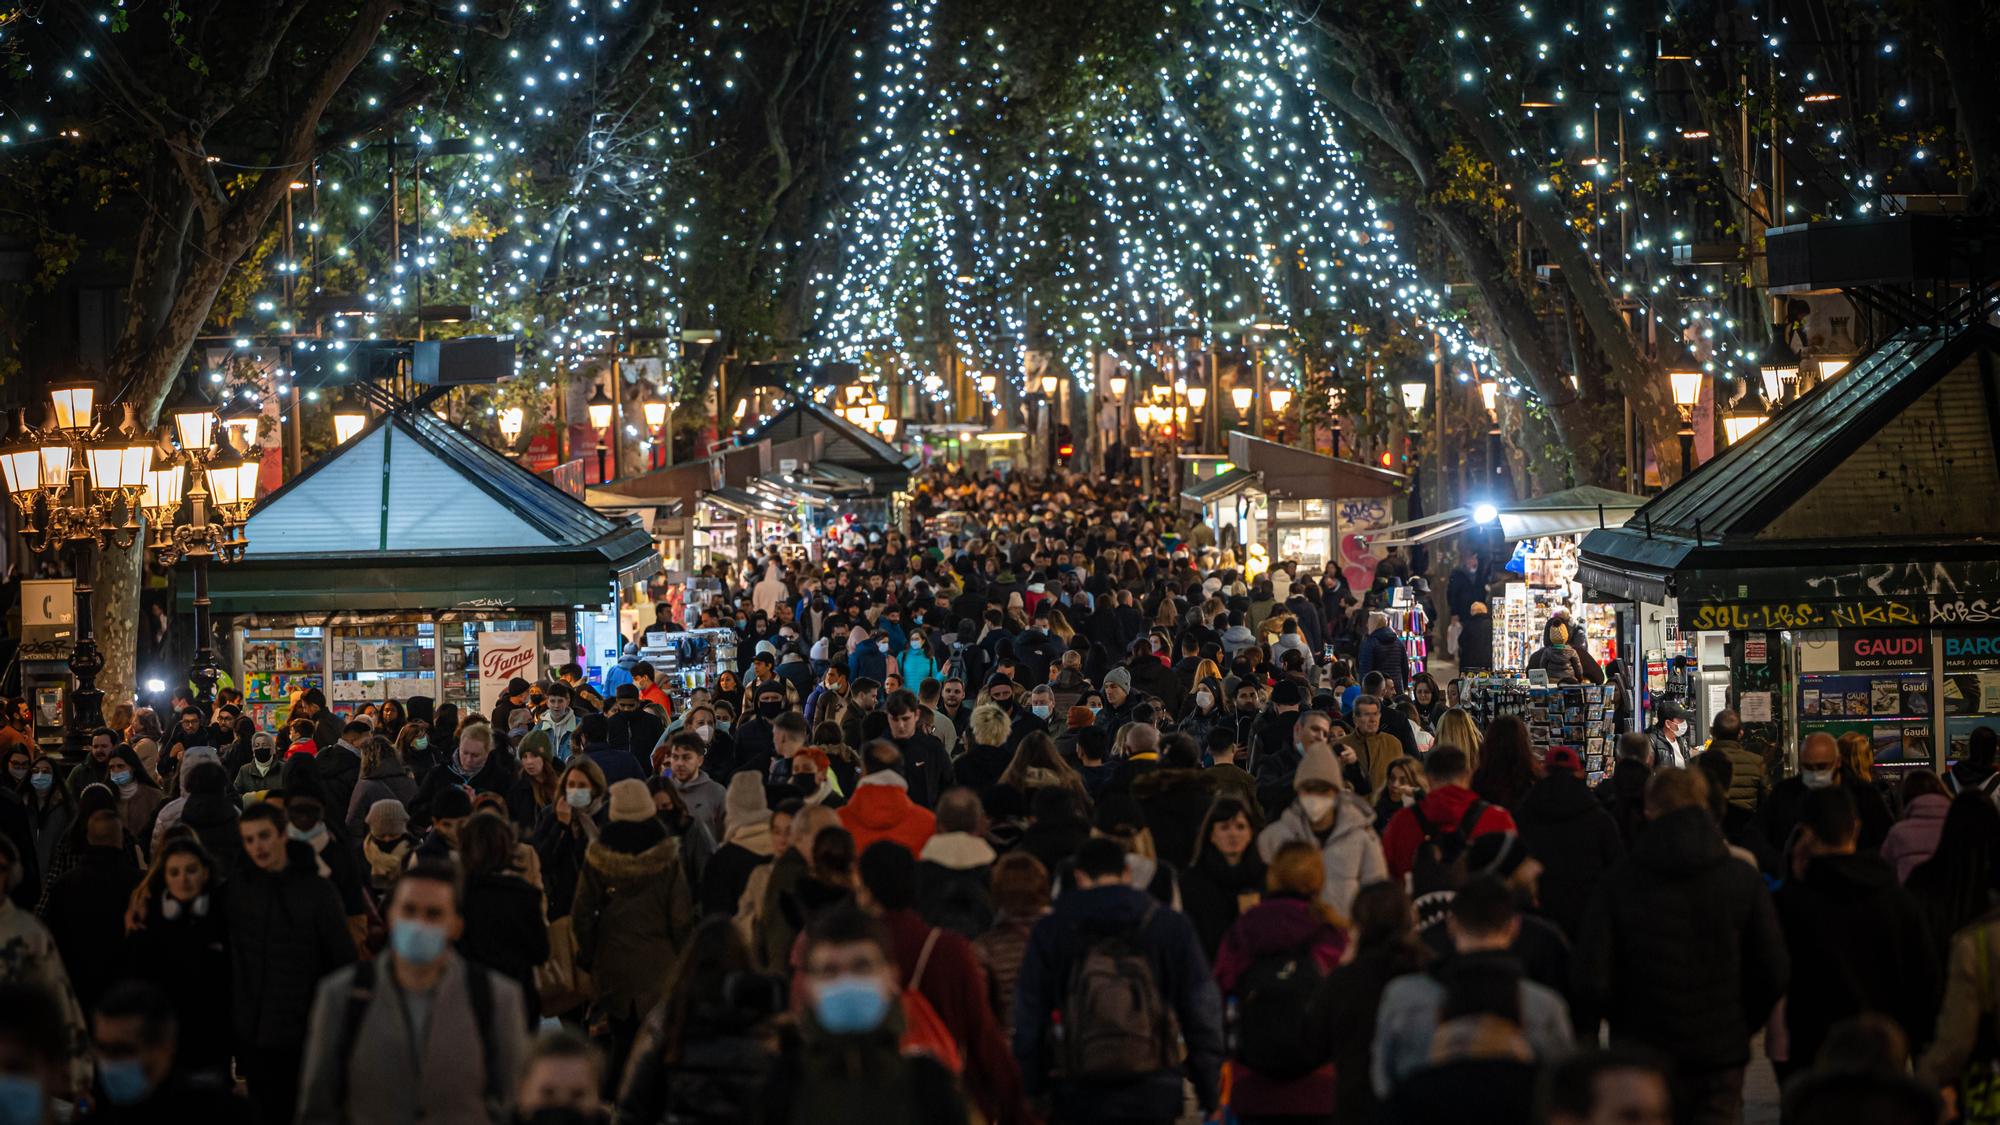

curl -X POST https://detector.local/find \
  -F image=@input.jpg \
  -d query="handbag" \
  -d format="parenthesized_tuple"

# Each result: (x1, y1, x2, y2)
(537, 915, 596, 1014)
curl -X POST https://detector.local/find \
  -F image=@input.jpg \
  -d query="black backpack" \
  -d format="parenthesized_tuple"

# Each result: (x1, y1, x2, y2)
(1228, 939, 1326, 1079)
(1060, 904, 1181, 1079)
(1408, 799, 1491, 899)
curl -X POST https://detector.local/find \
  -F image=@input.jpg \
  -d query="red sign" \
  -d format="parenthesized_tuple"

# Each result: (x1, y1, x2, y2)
(1841, 629, 1927, 671)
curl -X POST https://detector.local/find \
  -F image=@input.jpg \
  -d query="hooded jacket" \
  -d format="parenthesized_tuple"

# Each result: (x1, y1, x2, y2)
(1776, 850, 1939, 1066)
(1255, 792, 1389, 917)
(1211, 895, 1346, 1116)
(839, 779, 937, 856)
(1882, 793, 1950, 883)
(228, 841, 358, 1049)
(344, 758, 418, 840)
(1513, 771, 1625, 940)
(1574, 805, 1788, 1071)
(916, 831, 996, 937)
(574, 820, 696, 1017)
(1356, 627, 1409, 691)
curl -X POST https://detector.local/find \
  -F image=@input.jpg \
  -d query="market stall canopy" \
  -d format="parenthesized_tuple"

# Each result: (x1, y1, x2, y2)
(1222, 432, 1406, 499)
(1179, 466, 1260, 507)
(1374, 486, 1646, 547)
(196, 409, 657, 613)
(742, 401, 916, 490)
(698, 485, 788, 519)
(584, 489, 683, 534)
(1580, 322, 2000, 616)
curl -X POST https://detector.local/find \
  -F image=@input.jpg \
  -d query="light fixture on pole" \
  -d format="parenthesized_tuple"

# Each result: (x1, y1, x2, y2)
(1107, 373, 1128, 399)
(1267, 387, 1293, 415)
(1722, 409, 1768, 445)
(1478, 379, 1499, 419)
(1038, 374, 1058, 397)
(497, 406, 525, 444)
(586, 383, 616, 482)
(219, 396, 262, 450)
(1230, 385, 1254, 414)
(976, 373, 997, 397)
(150, 395, 256, 709)
(329, 390, 369, 445)
(1185, 385, 1208, 410)
(1399, 379, 1429, 415)
(1755, 334, 1801, 405)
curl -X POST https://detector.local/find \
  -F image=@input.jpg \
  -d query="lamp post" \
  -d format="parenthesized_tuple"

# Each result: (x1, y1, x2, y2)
(0, 382, 157, 742)
(152, 379, 256, 706)
(642, 382, 676, 470)
(1668, 366, 1702, 477)
(586, 383, 615, 482)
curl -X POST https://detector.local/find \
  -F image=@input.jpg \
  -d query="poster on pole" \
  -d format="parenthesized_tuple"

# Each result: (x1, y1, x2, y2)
(477, 631, 540, 716)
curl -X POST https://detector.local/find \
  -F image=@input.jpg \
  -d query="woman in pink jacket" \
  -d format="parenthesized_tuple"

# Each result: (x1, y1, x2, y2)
(1882, 770, 1951, 882)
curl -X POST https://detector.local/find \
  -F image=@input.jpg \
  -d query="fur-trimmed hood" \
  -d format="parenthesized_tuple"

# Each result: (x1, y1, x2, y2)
(1130, 767, 1215, 801)
(585, 834, 681, 885)
(918, 831, 996, 871)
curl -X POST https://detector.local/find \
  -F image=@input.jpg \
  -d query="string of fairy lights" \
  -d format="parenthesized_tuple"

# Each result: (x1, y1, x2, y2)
(0, 0, 1961, 441)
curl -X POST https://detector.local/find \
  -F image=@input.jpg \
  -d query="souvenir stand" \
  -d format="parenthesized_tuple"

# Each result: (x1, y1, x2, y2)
(1580, 322, 2000, 780)
(1457, 676, 1622, 784)
(1372, 486, 1644, 674)
(1179, 432, 1406, 579)
(634, 626, 740, 700)
(196, 409, 656, 730)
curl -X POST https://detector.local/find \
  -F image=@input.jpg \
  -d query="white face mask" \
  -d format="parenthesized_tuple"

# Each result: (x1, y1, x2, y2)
(1194, 691, 1213, 710)
(1299, 793, 1337, 821)
(1800, 766, 1836, 790)
(696, 724, 714, 743)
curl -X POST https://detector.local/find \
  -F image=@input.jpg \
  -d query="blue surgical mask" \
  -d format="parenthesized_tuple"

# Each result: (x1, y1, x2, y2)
(29, 773, 52, 792)
(812, 975, 891, 1034)
(1031, 703, 1052, 719)
(564, 787, 594, 808)
(288, 823, 328, 845)
(390, 919, 449, 965)
(0, 1073, 44, 1125)
(109, 770, 133, 787)
(413, 737, 429, 751)
(97, 1057, 152, 1106)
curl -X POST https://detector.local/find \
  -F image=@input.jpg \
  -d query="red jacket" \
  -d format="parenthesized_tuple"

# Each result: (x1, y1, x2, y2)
(880, 909, 1033, 1125)
(838, 782, 936, 856)
(1381, 784, 1517, 880)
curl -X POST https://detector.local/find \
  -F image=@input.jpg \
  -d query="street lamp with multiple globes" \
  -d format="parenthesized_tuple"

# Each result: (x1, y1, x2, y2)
(0, 381, 153, 739)
(149, 378, 257, 707)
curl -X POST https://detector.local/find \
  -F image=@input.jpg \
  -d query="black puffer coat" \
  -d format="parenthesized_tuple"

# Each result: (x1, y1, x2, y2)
(1513, 771, 1624, 940)
(226, 841, 357, 1049)
(1574, 805, 1788, 1071)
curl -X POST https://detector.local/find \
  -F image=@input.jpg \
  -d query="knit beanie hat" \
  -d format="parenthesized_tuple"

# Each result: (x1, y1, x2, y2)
(1293, 744, 1343, 791)
(606, 778, 654, 823)
(1102, 666, 1133, 693)
(724, 771, 771, 834)
(366, 798, 410, 838)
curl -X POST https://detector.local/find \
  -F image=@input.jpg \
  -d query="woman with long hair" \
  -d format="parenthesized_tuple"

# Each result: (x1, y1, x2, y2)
(615, 918, 780, 1121)
(377, 698, 406, 741)
(1904, 792, 2000, 969)
(1408, 673, 1445, 725)
(1433, 709, 1484, 771)
(533, 758, 610, 924)
(995, 730, 1087, 802)
(457, 811, 551, 1023)
(1179, 795, 1268, 959)
(124, 836, 232, 1078)
(1308, 881, 1430, 1124)
(1835, 730, 1897, 847)
(1212, 841, 1348, 1121)
(106, 745, 165, 846)
(508, 731, 561, 832)
(21, 755, 73, 886)
(346, 735, 420, 840)
(1470, 715, 1541, 811)
(396, 718, 438, 784)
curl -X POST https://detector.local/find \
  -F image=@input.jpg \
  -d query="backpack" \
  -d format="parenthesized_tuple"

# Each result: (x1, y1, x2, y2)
(1408, 799, 1492, 899)
(1229, 939, 1327, 1080)
(1059, 904, 1181, 1079)
(332, 958, 501, 1110)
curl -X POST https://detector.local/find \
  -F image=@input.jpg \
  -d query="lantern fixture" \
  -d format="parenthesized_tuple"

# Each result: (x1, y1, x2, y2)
(976, 373, 997, 396)
(1722, 410, 1768, 445)
(1268, 387, 1294, 414)
(167, 379, 217, 454)
(1230, 385, 1254, 414)
(585, 384, 615, 431)
(1479, 379, 1499, 417)
(642, 384, 672, 429)
(1669, 368, 1703, 413)
(1399, 379, 1429, 415)
(1107, 373, 1128, 399)
(204, 440, 247, 507)
(0, 440, 40, 497)
(1038, 374, 1058, 397)
(1185, 386, 1208, 410)
(497, 406, 525, 443)
(330, 390, 369, 445)
(48, 382, 98, 434)
(1755, 335, 1800, 404)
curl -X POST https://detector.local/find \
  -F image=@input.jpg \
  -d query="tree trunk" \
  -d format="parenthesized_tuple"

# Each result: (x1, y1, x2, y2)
(1926, 0, 2000, 212)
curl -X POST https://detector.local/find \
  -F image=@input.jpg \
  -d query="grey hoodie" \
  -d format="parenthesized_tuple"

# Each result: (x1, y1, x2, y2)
(672, 771, 729, 841)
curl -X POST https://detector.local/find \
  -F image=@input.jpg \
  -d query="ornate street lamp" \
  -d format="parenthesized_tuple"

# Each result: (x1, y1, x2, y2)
(497, 406, 525, 444)
(0, 377, 247, 739)
(1229, 385, 1254, 415)
(147, 378, 257, 708)
(1107, 373, 1128, 400)
(586, 383, 616, 481)
(1398, 379, 1429, 415)
(330, 389, 369, 444)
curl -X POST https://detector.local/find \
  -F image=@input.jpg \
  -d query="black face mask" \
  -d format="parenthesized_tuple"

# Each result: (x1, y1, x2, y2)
(757, 701, 783, 719)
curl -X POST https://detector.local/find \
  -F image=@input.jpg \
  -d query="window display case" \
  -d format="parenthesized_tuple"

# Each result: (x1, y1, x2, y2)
(241, 627, 323, 732)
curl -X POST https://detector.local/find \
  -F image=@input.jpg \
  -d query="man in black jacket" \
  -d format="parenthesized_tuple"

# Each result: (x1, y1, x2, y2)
(1775, 785, 1939, 1078)
(1514, 746, 1624, 941)
(1574, 767, 1787, 1123)
(314, 718, 370, 824)
(887, 690, 953, 809)
(228, 803, 356, 1125)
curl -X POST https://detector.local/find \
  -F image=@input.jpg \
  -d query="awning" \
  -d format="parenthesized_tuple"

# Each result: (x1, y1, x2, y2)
(698, 486, 788, 518)
(1371, 486, 1645, 547)
(1181, 467, 1260, 506)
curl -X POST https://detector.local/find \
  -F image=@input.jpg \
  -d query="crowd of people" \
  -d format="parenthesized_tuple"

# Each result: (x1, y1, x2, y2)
(0, 464, 1988, 1125)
